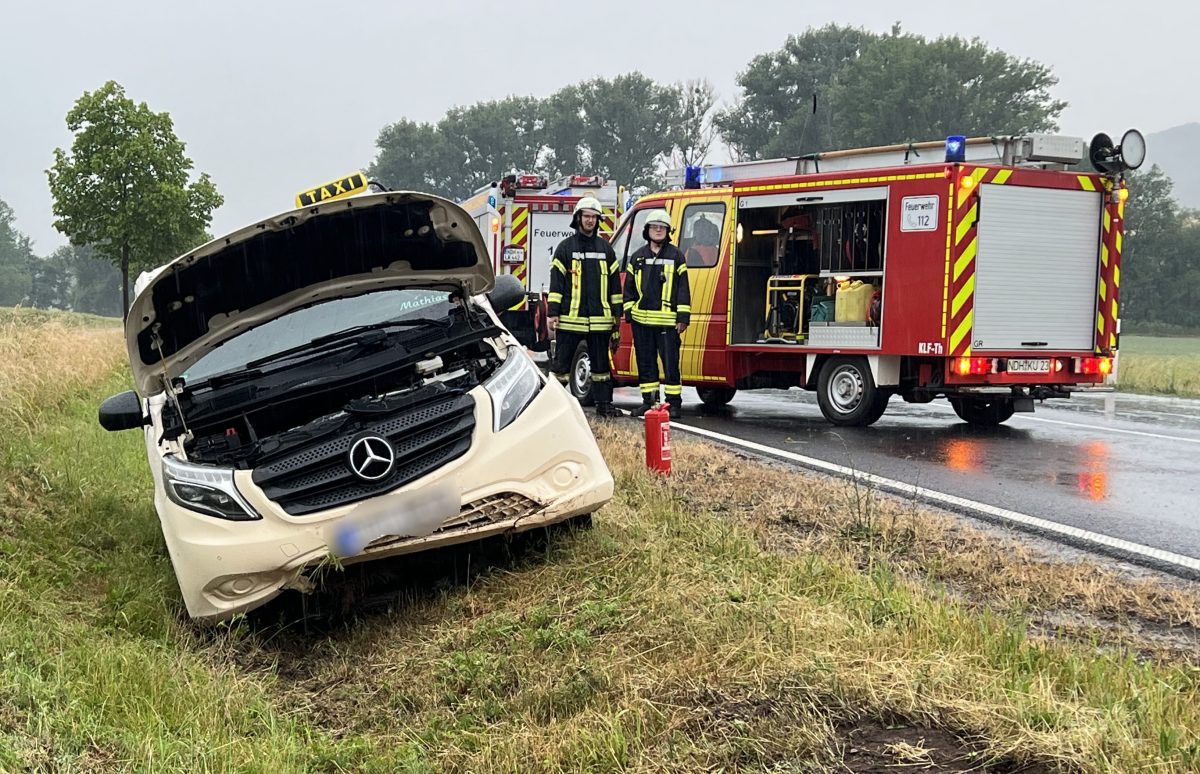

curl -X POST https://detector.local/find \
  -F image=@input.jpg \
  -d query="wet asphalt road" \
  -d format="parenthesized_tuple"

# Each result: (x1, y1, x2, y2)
(612, 386, 1200, 566)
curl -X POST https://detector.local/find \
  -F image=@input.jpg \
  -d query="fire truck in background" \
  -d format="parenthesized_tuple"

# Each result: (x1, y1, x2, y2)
(461, 173, 624, 361)
(597, 130, 1146, 426)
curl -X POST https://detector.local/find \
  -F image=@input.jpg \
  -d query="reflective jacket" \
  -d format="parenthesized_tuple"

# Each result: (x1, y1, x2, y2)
(623, 242, 691, 327)
(547, 231, 621, 333)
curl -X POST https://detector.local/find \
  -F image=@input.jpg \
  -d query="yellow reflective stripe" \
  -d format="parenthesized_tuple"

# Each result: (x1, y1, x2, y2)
(663, 384, 683, 396)
(953, 239, 976, 281)
(610, 294, 623, 306)
(676, 304, 691, 313)
(955, 204, 977, 245)
(552, 259, 567, 274)
(568, 257, 582, 318)
(547, 292, 563, 304)
(623, 300, 635, 311)
(1078, 176, 1096, 192)
(951, 275, 975, 318)
(676, 263, 687, 275)
(640, 382, 661, 392)
(591, 373, 611, 382)
(631, 309, 678, 325)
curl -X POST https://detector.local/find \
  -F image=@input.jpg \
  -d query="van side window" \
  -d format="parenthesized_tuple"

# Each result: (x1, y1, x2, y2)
(678, 203, 725, 268)
(616, 208, 655, 270)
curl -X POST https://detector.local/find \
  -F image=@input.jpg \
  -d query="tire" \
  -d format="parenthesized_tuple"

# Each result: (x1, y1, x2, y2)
(570, 342, 595, 406)
(949, 397, 1015, 426)
(697, 387, 737, 407)
(864, 392, 890, 425)
(816, 356, 883, 426)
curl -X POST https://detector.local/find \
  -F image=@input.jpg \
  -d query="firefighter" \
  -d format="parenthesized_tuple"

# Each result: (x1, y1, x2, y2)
(547, 195, 622, 417)
(623, 208, 690, 419)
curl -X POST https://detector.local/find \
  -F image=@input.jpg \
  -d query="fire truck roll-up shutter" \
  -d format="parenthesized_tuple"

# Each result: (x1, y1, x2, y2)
(972, 184, 1102, 352)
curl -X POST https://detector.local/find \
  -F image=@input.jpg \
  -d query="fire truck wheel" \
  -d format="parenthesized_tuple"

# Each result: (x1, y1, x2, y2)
(570, 342, 596, 406)
(817, 356, 882, 426)
(949, 397, 1015, 426)
(696, 387, 737, 407)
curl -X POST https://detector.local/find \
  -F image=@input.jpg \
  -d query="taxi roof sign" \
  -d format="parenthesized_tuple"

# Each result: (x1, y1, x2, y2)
(295, 171, 369, 208)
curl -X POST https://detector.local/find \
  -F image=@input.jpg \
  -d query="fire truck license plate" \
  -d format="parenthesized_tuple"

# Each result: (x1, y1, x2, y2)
(1007, 358, 1050, 373)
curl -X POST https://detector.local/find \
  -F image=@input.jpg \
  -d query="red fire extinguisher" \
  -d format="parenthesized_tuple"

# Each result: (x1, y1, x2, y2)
(644, 404, 672, 475)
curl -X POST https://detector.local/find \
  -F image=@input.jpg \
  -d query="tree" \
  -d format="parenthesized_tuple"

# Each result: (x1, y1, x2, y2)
(0, 198, 34, 307)
(544, 74, 682, 189)
(47, 81, 223, 318)
(670, 79, 718, 168)
(438, 97, 545, 199)
(832, 28, 1065, 148)
(716, 24, 1066, 160)
(1120, 165, 1183, 325)
(715, 25, 876, 160)
(368, 118, 455, 198)
(27, 251, 73, 310)
(57, 243, 122, 317)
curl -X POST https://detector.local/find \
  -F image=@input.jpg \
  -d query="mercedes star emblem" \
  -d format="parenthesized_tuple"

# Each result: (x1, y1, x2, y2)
(347, 435, 395, 482)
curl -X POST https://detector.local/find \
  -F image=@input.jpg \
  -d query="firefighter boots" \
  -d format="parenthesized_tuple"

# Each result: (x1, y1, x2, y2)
(667, 397, 683, 420)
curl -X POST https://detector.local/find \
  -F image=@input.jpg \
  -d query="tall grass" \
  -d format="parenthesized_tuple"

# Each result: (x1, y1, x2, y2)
(1, 312, 1199, 771)
(1117, 336, 1200, 397)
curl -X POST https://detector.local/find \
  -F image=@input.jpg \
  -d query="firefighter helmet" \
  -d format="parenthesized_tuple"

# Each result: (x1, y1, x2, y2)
(573, 196, 603, 217)
(642, 208, 674, 242)
(571, 196, 604, 230)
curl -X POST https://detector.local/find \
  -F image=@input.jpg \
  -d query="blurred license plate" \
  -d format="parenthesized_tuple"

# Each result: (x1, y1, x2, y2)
(1007, 358, 1050, 373)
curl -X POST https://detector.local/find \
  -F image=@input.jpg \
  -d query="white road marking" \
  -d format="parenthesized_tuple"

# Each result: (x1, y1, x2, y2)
(1015, 414, 1200, 444)
(668, 419, 1200, 575)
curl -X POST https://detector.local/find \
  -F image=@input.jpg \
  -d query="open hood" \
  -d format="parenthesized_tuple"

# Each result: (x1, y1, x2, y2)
(126, 191, 494, 396)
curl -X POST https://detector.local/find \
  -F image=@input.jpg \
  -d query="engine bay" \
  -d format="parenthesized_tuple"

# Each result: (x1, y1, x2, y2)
(169, 323, 503, 469)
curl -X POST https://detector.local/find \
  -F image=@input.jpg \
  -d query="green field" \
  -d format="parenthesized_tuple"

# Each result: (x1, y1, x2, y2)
(3, 310, 1200, 771)
(1118, 336, 1200, 397)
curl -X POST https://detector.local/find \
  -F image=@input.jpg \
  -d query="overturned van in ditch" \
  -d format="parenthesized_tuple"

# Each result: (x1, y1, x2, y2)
(99, 191, 613, 621)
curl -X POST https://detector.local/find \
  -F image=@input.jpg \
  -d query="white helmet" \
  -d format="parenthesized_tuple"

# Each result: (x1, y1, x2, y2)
(641, 208, 674, 242)
(573, 196, 603, 217)
(571, 195, 604, 231)
(644, 208, 671, 229)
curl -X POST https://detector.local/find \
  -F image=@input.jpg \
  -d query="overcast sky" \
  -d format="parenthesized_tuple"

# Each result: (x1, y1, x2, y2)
(3, 0, 1196, 253)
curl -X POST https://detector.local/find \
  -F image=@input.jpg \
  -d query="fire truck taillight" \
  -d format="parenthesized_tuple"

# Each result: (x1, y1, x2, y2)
(953, 357, 994, 376)
(1074, 356, 1113, 375)
(1051, 358, 1065, 374)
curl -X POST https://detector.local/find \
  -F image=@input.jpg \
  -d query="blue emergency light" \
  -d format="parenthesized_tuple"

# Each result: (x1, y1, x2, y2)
(487, 195, 496, 208)
(684, 165, 703, 189)
(945, 135, 967, 163)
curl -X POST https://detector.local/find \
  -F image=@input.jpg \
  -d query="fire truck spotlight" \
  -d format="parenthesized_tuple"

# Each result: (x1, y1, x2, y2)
(1090, 129, 1147, 173)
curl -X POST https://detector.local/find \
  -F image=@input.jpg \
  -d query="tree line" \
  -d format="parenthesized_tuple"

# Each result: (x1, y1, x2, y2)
(3, 23, 1194, 330)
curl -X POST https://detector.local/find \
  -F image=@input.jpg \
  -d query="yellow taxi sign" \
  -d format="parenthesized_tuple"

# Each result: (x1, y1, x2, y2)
(295, 171, 369, 208)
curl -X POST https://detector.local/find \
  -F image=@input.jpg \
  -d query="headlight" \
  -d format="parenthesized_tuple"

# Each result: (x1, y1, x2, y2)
(162, 455, 260, 521)
(483, 346, 544, 432)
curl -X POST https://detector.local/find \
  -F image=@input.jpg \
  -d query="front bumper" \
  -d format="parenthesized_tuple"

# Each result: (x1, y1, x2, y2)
(154, 381, 612, 621)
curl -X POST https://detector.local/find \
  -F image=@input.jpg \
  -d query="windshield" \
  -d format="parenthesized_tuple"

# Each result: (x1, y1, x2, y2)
(182, 288, 454, 384)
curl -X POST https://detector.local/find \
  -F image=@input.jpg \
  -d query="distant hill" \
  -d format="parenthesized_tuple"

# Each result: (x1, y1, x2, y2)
(1146, 123, 1200, 210)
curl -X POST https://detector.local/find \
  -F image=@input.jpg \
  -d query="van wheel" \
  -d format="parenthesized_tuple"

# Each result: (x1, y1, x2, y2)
(817, 356, 882, 426)
(949, 397, 1015, 426)
(570, 342, 595, 406)
(697, 387, 737, 407)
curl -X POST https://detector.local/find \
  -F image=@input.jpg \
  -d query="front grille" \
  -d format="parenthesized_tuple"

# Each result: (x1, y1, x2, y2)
(362, 492, 541, 552)
(251, 392, 476, 516)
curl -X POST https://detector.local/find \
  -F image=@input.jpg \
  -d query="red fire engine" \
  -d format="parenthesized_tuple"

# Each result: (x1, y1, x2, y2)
(600, 132, 1144, 426)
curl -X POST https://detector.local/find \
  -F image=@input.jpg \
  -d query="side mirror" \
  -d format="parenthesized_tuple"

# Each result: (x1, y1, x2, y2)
(487, 274, 527, 312)
(99, 390, 147, 432)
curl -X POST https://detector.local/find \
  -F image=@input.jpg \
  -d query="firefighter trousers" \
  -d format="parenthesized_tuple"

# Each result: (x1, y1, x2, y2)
(632, 322, 681, 403)
(552, 330, 614, 404)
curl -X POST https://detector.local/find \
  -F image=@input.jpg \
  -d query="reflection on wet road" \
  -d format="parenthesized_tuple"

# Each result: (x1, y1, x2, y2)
(613, 387, 1200, 563)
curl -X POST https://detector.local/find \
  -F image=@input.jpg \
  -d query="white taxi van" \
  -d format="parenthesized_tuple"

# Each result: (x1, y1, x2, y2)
(99, 179, 613, 621)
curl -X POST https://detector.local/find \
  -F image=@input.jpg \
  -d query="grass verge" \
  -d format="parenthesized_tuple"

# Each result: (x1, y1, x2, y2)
(1, 315, 1198, 771)
(1117, 336, 1200, 398)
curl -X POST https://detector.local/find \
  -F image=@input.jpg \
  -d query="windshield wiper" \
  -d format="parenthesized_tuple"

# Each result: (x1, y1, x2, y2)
(307, 316, 453, 347)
